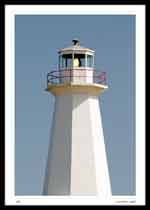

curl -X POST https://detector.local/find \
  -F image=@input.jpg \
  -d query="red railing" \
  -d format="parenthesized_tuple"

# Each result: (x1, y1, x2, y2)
(47, 69, 107, 87)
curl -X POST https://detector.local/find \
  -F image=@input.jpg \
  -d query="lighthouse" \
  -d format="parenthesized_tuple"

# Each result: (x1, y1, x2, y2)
(43, 39, 112, 197)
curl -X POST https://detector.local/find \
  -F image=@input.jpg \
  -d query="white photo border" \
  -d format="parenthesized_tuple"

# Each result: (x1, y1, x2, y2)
(5, 5, 145, 206)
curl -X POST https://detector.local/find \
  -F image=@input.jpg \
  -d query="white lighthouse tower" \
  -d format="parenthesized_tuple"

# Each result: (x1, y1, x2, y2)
(43, 39, 112, 197)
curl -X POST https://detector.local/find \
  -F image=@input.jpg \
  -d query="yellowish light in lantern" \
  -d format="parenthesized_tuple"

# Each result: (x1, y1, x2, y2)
(73, 58, 80, 67)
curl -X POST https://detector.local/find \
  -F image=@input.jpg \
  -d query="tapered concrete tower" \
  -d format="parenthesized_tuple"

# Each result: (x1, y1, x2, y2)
(43, 39, 112, 197)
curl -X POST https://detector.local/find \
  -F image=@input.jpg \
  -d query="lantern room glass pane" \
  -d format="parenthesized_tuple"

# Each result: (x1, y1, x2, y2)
(87, 54, 93, 67)
(59, 54, 72, 68)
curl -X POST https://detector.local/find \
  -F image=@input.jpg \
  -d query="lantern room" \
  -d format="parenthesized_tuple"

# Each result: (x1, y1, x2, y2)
(58, 39, 94, 69)
(58, 39, 95, 84)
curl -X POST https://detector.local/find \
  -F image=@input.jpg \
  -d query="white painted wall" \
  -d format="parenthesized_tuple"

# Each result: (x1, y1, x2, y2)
(43, 95, 72, 195)
(43, 93, 111, 196)
(89, 96, 112, 198)
(71, 94, 97, 195)
(60, 69, 93, 84)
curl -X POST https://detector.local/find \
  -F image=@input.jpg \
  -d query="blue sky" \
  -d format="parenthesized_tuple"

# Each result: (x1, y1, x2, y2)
(15, 15, 135, 195)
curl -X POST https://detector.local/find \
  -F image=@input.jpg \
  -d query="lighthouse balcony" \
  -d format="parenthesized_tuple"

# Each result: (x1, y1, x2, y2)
(47, 69, 107, 87)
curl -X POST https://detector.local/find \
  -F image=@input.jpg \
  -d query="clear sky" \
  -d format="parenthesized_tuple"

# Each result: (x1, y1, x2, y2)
(15, 15, 135, 195)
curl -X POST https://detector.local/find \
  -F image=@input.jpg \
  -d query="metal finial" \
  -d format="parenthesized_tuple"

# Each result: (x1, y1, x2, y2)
(72, 39, 80, 46)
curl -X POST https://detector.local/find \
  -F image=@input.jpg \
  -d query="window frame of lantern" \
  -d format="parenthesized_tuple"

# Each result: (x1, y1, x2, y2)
(59, 52, 73, 69)
(86, 52, 94, 68)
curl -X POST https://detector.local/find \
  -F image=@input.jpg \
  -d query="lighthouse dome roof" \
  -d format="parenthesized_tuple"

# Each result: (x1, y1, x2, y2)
(58, 39, 95, 54)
